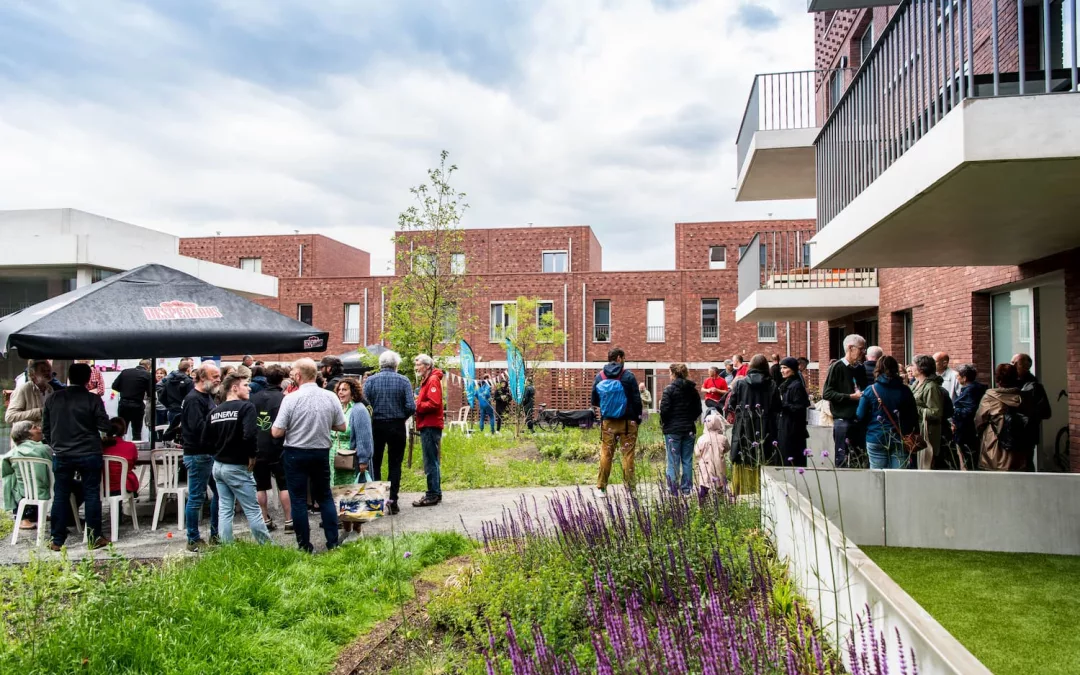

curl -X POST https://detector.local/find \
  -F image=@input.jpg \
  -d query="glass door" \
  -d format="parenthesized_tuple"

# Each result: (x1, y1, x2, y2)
(991, 289, 1036, 382)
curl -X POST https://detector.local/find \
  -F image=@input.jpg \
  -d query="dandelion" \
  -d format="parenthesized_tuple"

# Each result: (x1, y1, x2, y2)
(403, 551, 413, 559)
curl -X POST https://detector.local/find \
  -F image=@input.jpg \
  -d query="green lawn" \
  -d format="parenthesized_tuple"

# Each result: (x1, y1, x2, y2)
(0, 532, 471, 675)
(398, 419, 665, 492)
(863, 546, 1080, 675)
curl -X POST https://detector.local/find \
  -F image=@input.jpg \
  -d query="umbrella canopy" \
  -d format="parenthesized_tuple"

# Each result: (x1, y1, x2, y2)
(338, 345, 388, 375)
(0, 264, 330, 359)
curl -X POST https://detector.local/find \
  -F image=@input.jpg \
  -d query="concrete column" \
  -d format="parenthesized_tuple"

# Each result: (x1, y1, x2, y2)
(76, 267, 94, 288)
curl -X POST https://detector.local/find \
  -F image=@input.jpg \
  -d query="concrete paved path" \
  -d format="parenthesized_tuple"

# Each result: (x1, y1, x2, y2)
(0, 483, 612, 564)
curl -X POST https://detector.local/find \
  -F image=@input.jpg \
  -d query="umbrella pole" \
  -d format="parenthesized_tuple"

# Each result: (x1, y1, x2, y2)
(150, 358, 157, 451)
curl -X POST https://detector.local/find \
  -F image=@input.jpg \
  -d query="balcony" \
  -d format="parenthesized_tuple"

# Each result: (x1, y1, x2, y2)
(735, 230, 878, 322)
(342, 328, 361, 344)
(808, 0, 899, 11)
(646, 326, 666, 343)
(735, 69, 851, 201)
(594, 324, 610, 342)
(701, 324, 719, 342)
(812, 0, 1080, 269)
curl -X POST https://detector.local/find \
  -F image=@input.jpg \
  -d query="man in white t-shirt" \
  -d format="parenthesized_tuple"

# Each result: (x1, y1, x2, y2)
(271, 357, 346, 553)
(934, 352, 960, 401)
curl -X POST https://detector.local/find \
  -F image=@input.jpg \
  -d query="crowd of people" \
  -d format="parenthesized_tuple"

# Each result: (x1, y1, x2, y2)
(2, 351, 448, 553)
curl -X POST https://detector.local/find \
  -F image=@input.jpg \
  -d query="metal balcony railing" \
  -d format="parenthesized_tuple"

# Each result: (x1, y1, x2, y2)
(594, 324, 611, 342)
(342, 328, 361, 344)
(737, 230, 878, 305)
(736, 68, 855, 179)
(701, 324, 719, 342)
(646, 326, 666, 343)
(817, 0, 1080, 231)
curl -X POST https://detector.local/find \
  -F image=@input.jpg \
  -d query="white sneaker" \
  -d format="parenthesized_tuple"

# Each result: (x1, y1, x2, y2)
(594, 486, 608, 498)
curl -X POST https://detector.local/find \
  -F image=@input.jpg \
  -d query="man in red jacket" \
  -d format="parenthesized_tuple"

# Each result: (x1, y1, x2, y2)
(412, 354, 444, 507)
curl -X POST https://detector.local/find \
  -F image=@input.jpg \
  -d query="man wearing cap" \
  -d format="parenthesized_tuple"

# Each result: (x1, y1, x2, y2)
(319, 356, 345, 393)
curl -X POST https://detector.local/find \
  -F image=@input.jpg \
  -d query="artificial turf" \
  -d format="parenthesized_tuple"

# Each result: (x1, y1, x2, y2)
(863, 546, 1080, 675)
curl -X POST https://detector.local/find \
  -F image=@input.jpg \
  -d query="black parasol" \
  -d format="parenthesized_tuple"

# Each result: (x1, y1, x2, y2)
(0, 264, 329, 359)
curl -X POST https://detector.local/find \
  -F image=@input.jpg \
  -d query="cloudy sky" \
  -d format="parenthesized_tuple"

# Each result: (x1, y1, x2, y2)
(0, 0, 815, 274)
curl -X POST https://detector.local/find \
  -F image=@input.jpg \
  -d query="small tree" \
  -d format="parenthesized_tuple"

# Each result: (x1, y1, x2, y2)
(503, 296, 567, 436)
(384, 151, 474, 377)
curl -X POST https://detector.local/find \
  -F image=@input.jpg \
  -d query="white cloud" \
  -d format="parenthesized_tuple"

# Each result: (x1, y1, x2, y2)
(0, 0, 815, 274)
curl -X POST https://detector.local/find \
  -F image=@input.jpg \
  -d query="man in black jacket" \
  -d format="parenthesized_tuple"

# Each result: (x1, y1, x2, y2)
(159, 358, 194, 426)
(44, 363, 111, 551)
(591, 347, 643, 496)
(182, 363, 221, 552)
(251, 365, 292, 533)
(822, 334, 868, 467)
(319, 356, 345, 393)
(112, 359, 153, 441)
(203, 372, 272, 545)
(1012, 353, 1052, 472)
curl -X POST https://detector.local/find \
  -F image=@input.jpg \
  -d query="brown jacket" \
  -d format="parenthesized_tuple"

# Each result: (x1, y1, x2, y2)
(4, 381, 48, 424)
(975, 388, 1025, 471)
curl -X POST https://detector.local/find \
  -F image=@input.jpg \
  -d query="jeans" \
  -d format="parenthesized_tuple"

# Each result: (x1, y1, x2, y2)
(478, 406, 496, 434)
(664, 432, 695, 495)
(371, 420, 407, 502)
(183, 455, 219, 544)
(867, 440, 910, 470)
(51, 454, 103, 546)
(598, 419, 638, 490)
(282, 447, 339, 553)
(212, 461, 272, 545)
(833, 418, 865, 468)
(420, 427, 442, 499)
(118, 399, 145, 441)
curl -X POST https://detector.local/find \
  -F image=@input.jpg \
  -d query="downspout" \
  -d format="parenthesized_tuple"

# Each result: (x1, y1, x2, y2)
(363, 288, 369, 347)
(786, 321, 791, 358)
(807, 321, 811, 360)
(380, 286, 386, 346)
(563, 283, 568, 362)
(568, 236, 573, 273)
(298, 243, 304, 278)
(581, 283, 586, 363)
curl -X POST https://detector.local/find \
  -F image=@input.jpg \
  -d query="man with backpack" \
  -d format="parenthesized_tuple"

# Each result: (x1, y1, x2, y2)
(591, 347, 643, 496)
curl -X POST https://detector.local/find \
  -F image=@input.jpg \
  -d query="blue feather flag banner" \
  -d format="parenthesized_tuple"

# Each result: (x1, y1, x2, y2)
(459, 339, 477, 406)
(505, 338, 526, 404)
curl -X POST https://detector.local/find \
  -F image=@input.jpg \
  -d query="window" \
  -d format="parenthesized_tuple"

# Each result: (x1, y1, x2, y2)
(709, 246, 727, 270)
(490, 302, 517, 342)
(440, 304, 458, 343)
(828, 57, 847, 112)
(858, 24, 874, 67)
(297, 304, 313, 326)
(239, 257, 262, 274)
(343, 304, 361, 344)
(802, 243, 812, 267)
(701, 299, 719, 342)
(593, 300, 611, 342)
(91, 268, 117, 283)
(829, 325, 846, 360)
(413, 253, 436, 275)
(646, 300, 665, 343)
(757, 321, 778, 343)
(738, 245, 748, 259)
(901, 311, 915, 366)
(450, 253, 465, 275)
(542, 251, 568, 273)
(536, 301, 554, 342)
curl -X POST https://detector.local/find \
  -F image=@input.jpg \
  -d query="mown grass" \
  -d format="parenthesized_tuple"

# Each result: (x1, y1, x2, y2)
(398, 417, 666, 493)
(863, 546, 1080, 675)
(0, 531, 472, 675)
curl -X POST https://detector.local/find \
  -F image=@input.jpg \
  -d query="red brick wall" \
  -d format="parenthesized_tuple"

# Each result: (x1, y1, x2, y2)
(394, 226, 600, 276)
(179, 235, 370, 279)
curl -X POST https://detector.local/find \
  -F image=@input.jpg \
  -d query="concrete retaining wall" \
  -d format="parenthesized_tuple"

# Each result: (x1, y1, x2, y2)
(762, 473, 992, 675)
(765, 467, 1080, 555)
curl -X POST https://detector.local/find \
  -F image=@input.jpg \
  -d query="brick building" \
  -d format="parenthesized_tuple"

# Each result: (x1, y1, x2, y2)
(736, 0, 1080, 471)
(180, 220, 821, 410)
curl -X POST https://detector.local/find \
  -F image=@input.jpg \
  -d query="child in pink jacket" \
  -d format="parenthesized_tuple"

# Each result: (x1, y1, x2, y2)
(695, 410, 728, 496)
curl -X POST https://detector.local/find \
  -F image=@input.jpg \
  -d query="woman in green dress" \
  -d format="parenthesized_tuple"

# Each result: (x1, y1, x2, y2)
(331, 378, 368, 487)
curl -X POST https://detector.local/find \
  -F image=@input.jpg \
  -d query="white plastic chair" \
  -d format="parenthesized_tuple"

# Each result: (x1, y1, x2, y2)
(10, 457, 81, 546)
(447, 406, 471, 434)
(150, 450, 186, 531)
(92, 456, 139, 542)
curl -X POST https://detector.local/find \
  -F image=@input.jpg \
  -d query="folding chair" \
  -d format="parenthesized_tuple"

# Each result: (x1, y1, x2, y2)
(150, 450, 187, 531)
(10, 457, 81, 546)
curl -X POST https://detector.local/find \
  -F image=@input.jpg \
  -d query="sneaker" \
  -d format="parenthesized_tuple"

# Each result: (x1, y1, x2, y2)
(388, 501, 400, 515)
(187, 539, 208, 553)
(49, 542, 63, 552)
(89, 537, 111, 551)
(412, 496, 439, 507)
(209, 535, 221, 546)
(265, 519, 278, 532)
(594, 486, 608, 498)
(284, 520, 294, 534)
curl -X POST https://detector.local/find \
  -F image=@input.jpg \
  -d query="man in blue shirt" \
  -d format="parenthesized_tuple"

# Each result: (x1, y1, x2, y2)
(362, 351, 416, 514)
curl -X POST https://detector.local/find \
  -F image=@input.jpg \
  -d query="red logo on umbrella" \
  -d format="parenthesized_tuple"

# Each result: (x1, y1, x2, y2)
(143, 301, 224, 321)
(304, 336, 325, 349)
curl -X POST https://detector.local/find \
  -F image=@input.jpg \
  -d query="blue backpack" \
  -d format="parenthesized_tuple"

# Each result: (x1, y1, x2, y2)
(596, 371, 628, 419)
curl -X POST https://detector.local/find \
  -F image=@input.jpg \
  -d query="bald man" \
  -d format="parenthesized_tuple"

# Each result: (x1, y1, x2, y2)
(1011, 353, 1052, 472)
(933, 352, 959, 401)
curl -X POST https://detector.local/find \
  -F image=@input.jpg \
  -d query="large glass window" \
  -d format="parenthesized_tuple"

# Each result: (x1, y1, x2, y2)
(297, 304, 313, 326)
(992, 290, 1036, 380)
(701, 299, 719, 342)
(593, 300, 611, 342)
(450, 253, 465, 275)
(758, 321, 778, 343)
(646, 300, 665, 343)
(239, 257, 262, 274)
(490, 302, 517, 342)
(343, 303, 361, 344)
(709, 246, 726, 270)
(542, 251, 568, 273)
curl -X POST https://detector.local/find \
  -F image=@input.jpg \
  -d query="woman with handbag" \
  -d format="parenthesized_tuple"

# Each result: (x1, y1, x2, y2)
(331, 379, 369, 486)
(857, 355, 920, 469)
(911, 355, 946, 470)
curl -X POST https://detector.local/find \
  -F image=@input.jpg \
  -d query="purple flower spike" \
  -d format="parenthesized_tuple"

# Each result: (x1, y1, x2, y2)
(802, 449, 812, 457)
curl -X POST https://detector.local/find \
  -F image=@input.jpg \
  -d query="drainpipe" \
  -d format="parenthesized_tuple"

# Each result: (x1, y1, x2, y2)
(380, 286, 386, 346)
(786, 321, 791, 357)
(563, 283, 568, 362)
(807, 321, 812, 360)
(568, 236, 573, 273)
(363, 288, 369, 347)
(298, 243, 304, 278)
(581, 283, 587, 363)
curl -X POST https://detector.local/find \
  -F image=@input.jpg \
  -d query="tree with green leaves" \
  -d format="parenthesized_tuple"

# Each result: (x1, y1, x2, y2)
(383, 151, 474, 375)
(502, 296, 567, 436)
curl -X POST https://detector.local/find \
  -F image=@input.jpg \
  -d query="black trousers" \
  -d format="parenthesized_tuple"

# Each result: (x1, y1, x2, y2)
(118, 399, 146, 441)
(371, 419, 407, 502)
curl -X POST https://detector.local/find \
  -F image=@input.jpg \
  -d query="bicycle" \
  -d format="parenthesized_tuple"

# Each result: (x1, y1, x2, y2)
(1054, 389, 1069, 472)
(535, 404, 563, 432)
(535, 404, 599, 432)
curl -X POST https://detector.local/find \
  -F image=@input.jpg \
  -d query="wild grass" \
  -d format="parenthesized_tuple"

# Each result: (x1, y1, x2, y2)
(864, 546, 1080, 675)
(0, 531, 471, 675)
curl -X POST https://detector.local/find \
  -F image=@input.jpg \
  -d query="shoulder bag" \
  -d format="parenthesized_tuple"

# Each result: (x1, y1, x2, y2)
(870, 385, 926, 456)
(335, 448, 358, 472)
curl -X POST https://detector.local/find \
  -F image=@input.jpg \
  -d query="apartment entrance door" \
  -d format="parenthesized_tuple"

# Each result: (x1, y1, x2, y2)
(990, 278, 1068, 471)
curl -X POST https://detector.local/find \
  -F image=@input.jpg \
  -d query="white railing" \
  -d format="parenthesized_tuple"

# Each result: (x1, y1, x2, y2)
(593, 324, 610, 342)
(701, 324, 719, 342)
(646, 326, 665, 343)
